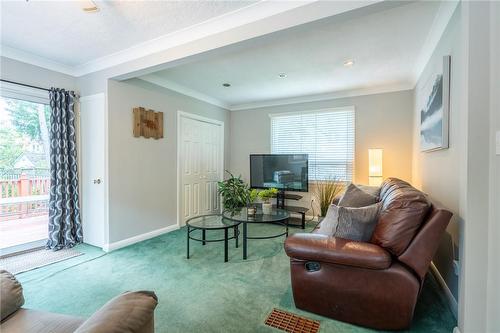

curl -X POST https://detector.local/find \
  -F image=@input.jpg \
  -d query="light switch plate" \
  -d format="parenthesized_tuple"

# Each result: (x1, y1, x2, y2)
(497, 131, 500, 155)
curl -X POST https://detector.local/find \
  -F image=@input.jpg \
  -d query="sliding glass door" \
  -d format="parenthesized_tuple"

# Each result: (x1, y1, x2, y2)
(0, 95, 50, 253)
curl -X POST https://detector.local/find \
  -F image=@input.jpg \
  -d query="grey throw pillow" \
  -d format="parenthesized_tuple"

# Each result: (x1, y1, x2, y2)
(356, 184, 381, 199)
(338, 183, 378, 207)
(326, 203, 381, 242)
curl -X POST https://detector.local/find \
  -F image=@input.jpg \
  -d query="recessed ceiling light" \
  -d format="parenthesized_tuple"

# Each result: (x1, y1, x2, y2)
(222, 83, 231, 87)
(344, 59, 355, 67)
(278, 73, 287, 78)
(81, 0, 99, 13)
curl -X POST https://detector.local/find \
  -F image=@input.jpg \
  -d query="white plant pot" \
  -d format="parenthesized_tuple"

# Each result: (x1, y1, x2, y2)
(262, 203, 272, 215)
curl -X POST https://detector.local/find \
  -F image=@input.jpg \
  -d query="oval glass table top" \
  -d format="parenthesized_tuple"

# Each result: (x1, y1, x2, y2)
(186, 214, 240, 230)
(222, 207, 290, 223)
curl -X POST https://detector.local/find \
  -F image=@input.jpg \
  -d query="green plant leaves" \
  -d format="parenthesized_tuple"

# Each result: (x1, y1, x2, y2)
(218, 170, 250, 212)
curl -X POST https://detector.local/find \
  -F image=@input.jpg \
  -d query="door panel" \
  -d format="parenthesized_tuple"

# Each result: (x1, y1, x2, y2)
(180, 116, 222, 225)
(80, 94, 106, 247)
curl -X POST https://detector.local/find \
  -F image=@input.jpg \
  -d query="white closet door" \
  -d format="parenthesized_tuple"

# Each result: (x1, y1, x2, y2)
(201, 121, 221, 215)
(180, 115, 222, 225)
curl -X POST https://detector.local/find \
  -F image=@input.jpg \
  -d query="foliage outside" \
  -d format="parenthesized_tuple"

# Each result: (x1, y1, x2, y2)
(313, 179, 344, 217)
(0, 98, 51, 171)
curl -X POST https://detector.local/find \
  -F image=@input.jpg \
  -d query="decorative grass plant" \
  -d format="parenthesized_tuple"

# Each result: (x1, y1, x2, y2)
(313, 179, 344, 217)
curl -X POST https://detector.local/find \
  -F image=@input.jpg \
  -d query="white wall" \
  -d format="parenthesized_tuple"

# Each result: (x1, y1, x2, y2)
(1, 56, 77, 91)
(106, 79, 230, 244)
(230, 90, 413, 212)
(413, 3, 500, 332)
(487, 3, 500, 332)
(412, 5, 462, 305)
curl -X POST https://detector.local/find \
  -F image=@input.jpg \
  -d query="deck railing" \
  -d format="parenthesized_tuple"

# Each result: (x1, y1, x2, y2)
(0, 173, 50, 222)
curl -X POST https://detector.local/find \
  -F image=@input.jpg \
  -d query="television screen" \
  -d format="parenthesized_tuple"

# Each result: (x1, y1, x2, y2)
(250, 154, 308, 192)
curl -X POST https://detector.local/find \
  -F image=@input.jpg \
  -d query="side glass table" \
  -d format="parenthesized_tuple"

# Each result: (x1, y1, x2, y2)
(186, 214, 241, 262)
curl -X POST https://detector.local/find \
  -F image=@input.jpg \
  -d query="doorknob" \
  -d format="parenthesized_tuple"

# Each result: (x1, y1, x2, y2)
(93, 178, 102, 184)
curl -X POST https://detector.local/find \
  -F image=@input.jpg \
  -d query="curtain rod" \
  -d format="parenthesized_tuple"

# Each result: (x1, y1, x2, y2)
(0, 79, 50, 92)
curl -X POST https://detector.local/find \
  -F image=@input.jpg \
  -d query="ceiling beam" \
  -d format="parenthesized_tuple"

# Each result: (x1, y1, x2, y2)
(1, 0, 382, 78)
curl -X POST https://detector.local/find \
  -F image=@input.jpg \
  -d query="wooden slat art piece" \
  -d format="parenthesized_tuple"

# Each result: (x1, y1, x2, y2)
(133, 107, 164, 139)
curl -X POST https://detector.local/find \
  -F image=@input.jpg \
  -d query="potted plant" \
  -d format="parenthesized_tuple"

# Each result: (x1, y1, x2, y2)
(313, 178, 344, 217)
(258, 188, 278, 215)
(217, 171, 249, 213)
(247, 189, 258, 216)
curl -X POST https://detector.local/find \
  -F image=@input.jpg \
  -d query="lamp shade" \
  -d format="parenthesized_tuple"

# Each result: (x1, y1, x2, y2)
(368, 148, 383, 186)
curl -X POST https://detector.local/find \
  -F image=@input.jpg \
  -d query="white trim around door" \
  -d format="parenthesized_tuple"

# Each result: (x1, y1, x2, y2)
(176, 111, 224, 228)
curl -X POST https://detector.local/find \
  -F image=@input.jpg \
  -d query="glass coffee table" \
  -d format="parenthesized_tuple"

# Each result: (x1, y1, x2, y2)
(222, 208, 290, 260)
(186, 214, 241, 262)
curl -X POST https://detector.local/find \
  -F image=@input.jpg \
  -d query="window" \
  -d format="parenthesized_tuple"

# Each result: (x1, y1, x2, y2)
(270, 108, 355, 181)
(0, 81, 51, 252)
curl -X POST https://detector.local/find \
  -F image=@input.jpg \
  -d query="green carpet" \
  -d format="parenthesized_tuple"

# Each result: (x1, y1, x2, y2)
(17, 223, 456, 333)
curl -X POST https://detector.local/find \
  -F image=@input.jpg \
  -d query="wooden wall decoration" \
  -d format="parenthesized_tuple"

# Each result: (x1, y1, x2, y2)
(133, 107, 164, 139)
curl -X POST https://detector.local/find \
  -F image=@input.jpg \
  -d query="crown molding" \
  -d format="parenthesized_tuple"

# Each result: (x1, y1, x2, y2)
(412, 0, 459, 83)
(1, 45, 76, 76)
(139, 74, 230, 110)
(229, 83, 414, 111)
(139, 74, 412, 112)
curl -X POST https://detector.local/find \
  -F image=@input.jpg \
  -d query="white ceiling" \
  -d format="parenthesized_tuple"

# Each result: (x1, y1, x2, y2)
(0, 0, 256, 67)
(140, 1, 457, 110)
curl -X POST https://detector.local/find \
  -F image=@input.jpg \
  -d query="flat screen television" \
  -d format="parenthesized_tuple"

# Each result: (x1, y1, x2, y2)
(250, 154, 308, 192)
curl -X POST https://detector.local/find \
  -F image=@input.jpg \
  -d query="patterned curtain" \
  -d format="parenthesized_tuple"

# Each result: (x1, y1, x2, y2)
(46, 88, 83, 250)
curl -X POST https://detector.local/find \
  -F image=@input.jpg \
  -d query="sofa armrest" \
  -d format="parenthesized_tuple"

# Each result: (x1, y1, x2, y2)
(74, 291, 158, 333)
(1, 270, 25, 321)
(284, 233, 392, 270)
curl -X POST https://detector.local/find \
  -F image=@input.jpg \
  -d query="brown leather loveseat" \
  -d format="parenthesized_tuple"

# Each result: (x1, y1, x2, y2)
(0, 270, 158, 333)
(284, 178, 452, 330)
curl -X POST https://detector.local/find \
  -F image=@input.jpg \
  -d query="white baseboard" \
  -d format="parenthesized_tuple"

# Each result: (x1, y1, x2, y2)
(430, 262, 458, 319)
(453, 327, 461, 333)
(102, 224, 179, 252)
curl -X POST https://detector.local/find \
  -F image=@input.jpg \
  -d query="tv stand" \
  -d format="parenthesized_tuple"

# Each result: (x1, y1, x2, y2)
(275, 190, 309, 229)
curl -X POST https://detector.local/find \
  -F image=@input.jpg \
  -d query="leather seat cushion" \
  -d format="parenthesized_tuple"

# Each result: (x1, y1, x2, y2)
(0, 308, 85, 333)
(371, 178, 431, 256)
(285, 233, 392, 270)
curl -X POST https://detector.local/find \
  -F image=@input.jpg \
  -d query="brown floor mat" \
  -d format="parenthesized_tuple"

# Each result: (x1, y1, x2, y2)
(265, 308, 320, 333)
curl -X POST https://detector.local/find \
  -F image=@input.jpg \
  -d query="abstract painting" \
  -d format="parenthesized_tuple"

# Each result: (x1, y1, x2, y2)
(420, 55, 451, 152)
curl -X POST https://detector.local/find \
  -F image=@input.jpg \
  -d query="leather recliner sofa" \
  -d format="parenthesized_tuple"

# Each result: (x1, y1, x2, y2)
(0, 270, 158, 333)
(284, 178, 452, 330)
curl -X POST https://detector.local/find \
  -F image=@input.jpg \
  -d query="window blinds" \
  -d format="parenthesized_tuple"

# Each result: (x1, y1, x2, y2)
(270, 108, 355, 181)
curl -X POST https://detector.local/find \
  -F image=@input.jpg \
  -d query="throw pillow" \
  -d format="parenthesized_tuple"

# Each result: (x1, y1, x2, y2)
(357, 184, 381, 199)
(325, 203, 381, 242)
(338, 183, 379, 207)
